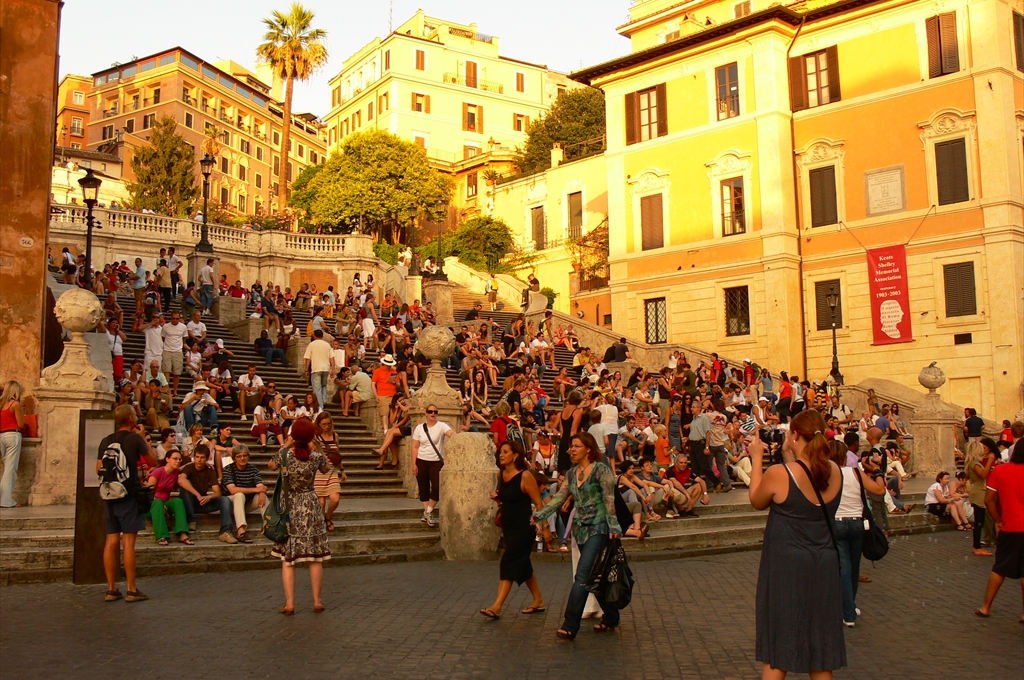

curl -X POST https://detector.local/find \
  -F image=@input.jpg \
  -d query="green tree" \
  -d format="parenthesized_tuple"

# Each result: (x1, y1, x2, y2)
(420, 216, 537, 275)
(308, 129, 454, 241)
(125, 115, 199, 216)
(514, 87, 606, 176)
(288, 163, 323, 230)
(257, 3, 328, 203)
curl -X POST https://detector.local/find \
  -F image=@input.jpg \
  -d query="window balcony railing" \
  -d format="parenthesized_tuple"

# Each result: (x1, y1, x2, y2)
(254, 130, 266, 141)
(128, 101, 140, 111)
(69, 126, 84, 136)
(443, 72, 504, 94)
(143, 97, 160, 107)
(202, 105, 213, 114)
(183, 95, 194, 106)
(220, 113, 232, 123)
(102, 109, 119, 118)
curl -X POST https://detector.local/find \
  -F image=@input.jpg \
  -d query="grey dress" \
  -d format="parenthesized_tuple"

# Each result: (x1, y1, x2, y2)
(756, 464, 846, 673)
(270, 448, 331, 566)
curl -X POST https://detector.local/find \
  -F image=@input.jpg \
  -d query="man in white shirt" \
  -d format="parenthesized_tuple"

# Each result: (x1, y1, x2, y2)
(160, 310, 189, 395)
(303, 329, 335, 411)
(198, 257, 216, 315)
(411, 404, 454, 526)
(167, 247, 182, 298)
(140, 313, 165, 370)
(187, 310, 207, 346)
(236, 365, 265, 422)
(828, 395, 854, 426)
(181, 381, 220, 429)
(529, 332, 557, 371)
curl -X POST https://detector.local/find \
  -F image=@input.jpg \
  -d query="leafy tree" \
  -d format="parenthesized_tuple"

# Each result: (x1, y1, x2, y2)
(125, 115, 199, 217)
(514, 87, 606, 176)
(566, 218, 609, 288)
(257, 3, 328, 202)
(420, 216, 537, 275)
(288, 163, 323, 231)
(308, 129, 454, 241)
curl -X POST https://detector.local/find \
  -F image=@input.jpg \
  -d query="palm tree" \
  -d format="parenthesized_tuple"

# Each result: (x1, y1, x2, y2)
(256, 3, 328, 205)
(202, 124, 223, 158)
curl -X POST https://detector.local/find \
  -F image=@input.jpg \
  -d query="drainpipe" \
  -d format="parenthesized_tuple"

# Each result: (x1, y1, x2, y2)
(787, 15, 809, 379)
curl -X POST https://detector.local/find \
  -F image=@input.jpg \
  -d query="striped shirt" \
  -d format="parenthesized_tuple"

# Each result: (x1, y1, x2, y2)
(222, 462, 263, 491)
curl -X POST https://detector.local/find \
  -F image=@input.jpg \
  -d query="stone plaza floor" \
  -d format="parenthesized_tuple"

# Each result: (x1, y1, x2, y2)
(0, 531, 1019, 679)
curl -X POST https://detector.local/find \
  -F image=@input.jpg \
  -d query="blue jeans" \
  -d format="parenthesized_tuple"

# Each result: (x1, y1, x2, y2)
(310, 371, 329, 412)
(200, 284, 215, 309)
(183, 404, 219, 429)
(563, 532, 619, 636)
(262, 348, 288, 366)
(181, 493, 233, 534)
(835, 517, 865, 623)
(887, 474, 905, 509)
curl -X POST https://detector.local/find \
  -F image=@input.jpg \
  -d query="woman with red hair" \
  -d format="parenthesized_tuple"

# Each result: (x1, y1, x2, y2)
(748, 409, 845, 679)
(268, 417, 331, 614)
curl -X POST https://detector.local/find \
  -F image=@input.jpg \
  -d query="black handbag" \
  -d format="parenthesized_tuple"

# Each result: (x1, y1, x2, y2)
(855, 469, 890, 562)
(585, 537, 634, 610)
(135, 485, 155, 515)
(262, 465, 290, 543)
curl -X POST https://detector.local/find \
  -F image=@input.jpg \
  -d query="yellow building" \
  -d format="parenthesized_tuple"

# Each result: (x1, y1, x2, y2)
(564, 0, 1023, 417)
(85, 48, 327, 216)
(55, 74, 92, 150)
(324, 10, 579, 215)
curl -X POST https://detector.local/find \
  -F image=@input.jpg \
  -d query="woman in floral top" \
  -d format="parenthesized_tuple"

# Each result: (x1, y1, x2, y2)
(534, 431, 622, 640)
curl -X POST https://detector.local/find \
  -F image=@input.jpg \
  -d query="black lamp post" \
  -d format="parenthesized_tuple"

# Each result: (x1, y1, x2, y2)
(197, 153, 215, 253)
(406, 204, 420, 275)
(827, 285, 843, 385)
(77, 168, 102, 289)
(431, 198, 448, 281)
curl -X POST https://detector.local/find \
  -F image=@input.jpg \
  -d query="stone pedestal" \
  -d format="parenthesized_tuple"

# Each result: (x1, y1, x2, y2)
(186, 251, 219, 291)
(606, 360, 638, 378)
(290, 336, 310, 377)
(224, 318, 268, 344)
(404, 274, 422, 306)
(911, 364, 958, 477)
(526, 290, 549, 314)
(212, 295, 246, 324)
(423, 279, 455, 325)
(398, 438, 417, 498)
(438, 433, 500, 561)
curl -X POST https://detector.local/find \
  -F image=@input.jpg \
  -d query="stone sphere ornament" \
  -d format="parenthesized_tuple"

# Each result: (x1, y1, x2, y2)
(417, 325, 456, 362)
(918, 361, 946, 393)
(54, 287, 103, 334)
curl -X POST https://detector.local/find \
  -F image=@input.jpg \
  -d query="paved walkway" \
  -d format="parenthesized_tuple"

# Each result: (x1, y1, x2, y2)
(0, 532, 1018, 679)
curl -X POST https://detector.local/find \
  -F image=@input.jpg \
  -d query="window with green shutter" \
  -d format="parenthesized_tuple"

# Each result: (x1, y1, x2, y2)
(935, 138, 969, 205)
(640, 193, 664, 250)
(926, 13, 960, 78)
(1014, 12, 1024, 73)
(943, 262, 976, 317)
(809, 166, 838, 227)
(814, 280, 843, 331)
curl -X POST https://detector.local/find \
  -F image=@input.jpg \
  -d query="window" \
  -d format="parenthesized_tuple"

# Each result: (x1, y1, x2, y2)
(809, 166, 838, 227)
(70, 117, 84, 135)
(152, 88, 160, 104)
(640, 193, 664, 250)
(221, 156, 229, 173)
(124, 119, 135, 133)
(513, 113, 530, 132)
(297, 143, 304, 158)
(463, 103, 482, 132)
(70, 142, 82, 149)
(102, 124, 114, 141)
(721, 178, 745, 235)
(624, 84, 667, 145)
(384, 49, 390, 71)
(185, 112, 194, 129)
(310, 151, 318, 164)
(531, 206, 547, 250)
(182, 86, 191, 103)
(926, 13, 960, 78)
(1014, 12, 1024, 73)
(73, 91, 84, 105)
(142, 113, 155, 129)
(467, 172, 478, 198)
(368, 102, 374, 120)
(240, 139, 250, 155)
(734, 1, 751, 18)
(220, 186, 229, 205)
(287, 162, 292, 182)
(724, 286, 751, 336)
(415, 49, 426, 70)
(789, 47, 840, 111)
(238, 194, 247, 212)
(716, 63, 739, 120)
(272, 182, 279, 196)
(331, 87, 340, 107)
(256, 147, 264, 161)
(239, 165, 246, 181)
(380, 92, 389, 111)
(567, 192, 583, 240)
(935, 138, 969, 205)
(463, 145, 480, 159)
(515, 72, 525, 92)
(273, 156, 280, 175)
(414, 135, 426, 149)
(814, 279, 843, 331)
(943, 262, 976, 317)
(663, 30, 680, 43)
(221, 130, 231, 145)
(412, 93, 430, 113)
(273, 130, 280, 146)
(465, 61, 478, 88)
(256, 173, 263, 189)
(644, 298, 668, 344)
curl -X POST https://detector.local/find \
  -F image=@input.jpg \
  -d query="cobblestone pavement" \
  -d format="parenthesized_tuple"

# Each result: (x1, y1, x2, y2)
(1, 531, 1020, 680)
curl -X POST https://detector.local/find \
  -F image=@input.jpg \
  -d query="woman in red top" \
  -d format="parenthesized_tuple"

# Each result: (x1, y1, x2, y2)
(0, 381, 26, 508)
(145, 450, 193, 546)
(776, 371, 793, 423)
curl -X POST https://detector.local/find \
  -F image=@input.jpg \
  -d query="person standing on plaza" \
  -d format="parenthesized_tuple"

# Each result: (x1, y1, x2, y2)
(267, 418, 331, 614)
(160, 310, 188, 397)
(748, 409, 846, 678)
(129, 257, 147, 316)
(411, 404, 454, 527)
(139, 313, 164, 371)
(965, 440, 999, 556)
(688, 401, 722, 489)
(556, 391, 585, 473)
(167, 247, 182, 298)
(304, 329, 335, 413)
(313, 412, 346, 532)
(97, 404, 157, 602)
(0, 382, 26, 508)
(975, 438, 1024, 622)
(486, 273, 500, 312)
(480, 441, 547, 620)
(372, 355, 399, 432)
(533, 432, 622, 640)
(155, 259, 172, 314)
(198, 257, 215, 316)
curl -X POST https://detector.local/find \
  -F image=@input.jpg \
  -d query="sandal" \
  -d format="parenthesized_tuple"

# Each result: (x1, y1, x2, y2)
(178, 534, 195, 545)
(314, 604, 325, 613)
(522, 605, 546, 614)
(555, 629, 575, 641)
(858, 576, 872, 583)
(974, 609, 989, 618)
(156, 538, 169, 546)
(957, 523, 969, 531)
(593, 623, 617, 632)
(105, 589, 123, 602)
(479, 608, 501, 620)
(280, 606, 295, 615)
(325, 519, 335, 532)
(374, 464, 385, 470)
(238, 532, 254, 544)
(559, 544, 569, 552)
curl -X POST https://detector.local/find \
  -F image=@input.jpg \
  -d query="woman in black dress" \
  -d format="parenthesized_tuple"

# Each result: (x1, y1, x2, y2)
(748, 409, 845, 679)
(556, 390, 584, 472)
(480, 441, 546, 619)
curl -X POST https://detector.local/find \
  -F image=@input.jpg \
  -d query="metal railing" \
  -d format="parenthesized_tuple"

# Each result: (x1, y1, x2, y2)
(442, 72, 504, 94)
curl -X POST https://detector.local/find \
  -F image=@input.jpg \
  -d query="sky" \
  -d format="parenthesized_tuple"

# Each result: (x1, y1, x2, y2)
(58, 0, 631, 116)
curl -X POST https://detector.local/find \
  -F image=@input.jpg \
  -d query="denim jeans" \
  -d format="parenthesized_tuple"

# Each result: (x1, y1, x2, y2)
(262, 348, 289, 366)
(200, 284, 215, 309)
(0, 431, 23, 507)
(562, 532, 619, 636)
(886, 474, 905, 509)
(183, 404, 219, 430)
(835, 517, 865, 623)
(709, 445, 731, 488)
(310, 371, 329, 412)
(690, 440, 721, 486)
(181, 493, 233, 534)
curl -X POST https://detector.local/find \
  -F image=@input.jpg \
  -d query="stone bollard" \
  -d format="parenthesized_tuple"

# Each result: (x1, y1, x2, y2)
(212, 295, 246, 324)
(910, 363, 959, 478)
(423, 279, 455, 325)
(438, 432, 500, 561)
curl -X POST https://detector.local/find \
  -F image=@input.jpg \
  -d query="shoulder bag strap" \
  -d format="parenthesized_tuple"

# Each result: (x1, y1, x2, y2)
(853, 468, 874, 521)
(422, 422, 444, 461)
(794, 460, 840, 569)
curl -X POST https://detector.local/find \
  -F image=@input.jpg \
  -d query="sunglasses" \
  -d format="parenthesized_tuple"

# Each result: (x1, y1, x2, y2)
(426, 409, 438, 415)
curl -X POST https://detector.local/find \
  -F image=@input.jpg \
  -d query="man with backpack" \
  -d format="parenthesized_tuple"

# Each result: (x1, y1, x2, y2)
(97, 404, 157, 603)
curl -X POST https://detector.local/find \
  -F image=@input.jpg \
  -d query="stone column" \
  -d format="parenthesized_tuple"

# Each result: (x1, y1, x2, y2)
(910, 364, 958, 478)
(438, 433, 501, 561)
(404, 274, 422, 306)
(423, 279, 455, 325)
(186, 252, 219, 295)
(31, 289, 115, 505)
(212, 295, 245, 324)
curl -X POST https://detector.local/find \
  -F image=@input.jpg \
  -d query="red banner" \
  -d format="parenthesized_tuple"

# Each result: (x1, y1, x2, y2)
(867, 244, 912, 345)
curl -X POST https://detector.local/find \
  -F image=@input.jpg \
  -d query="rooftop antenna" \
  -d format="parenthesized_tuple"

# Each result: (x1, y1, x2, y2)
(388, 0, 393, 32)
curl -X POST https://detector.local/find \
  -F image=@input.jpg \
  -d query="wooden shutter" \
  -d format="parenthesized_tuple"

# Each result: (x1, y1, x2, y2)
(926, 16, 942, 78)
(462, 102, 468, 130)
(531, 206, 545, 249)
(939, 13, 959, 74)
(424, 95, 430, 114)
(936, 138, 969, 205)
(624, 92, 637, 145)
(825, 45, 841, 102)
(411, 92, 417, 110)
(524, 116, 530, 133)
(415, 50, 425, 70)
(466, 61, 477, 87)
(655, 83, 668, 137)
(814, 279, 842, 331)
(1015, 12, 1024, 73)
(809, 166, 838, 227)
(788, 56, 806, 112)
(943, 262, 976, 317)
(477, 106, 484, 134)
(640, 194, 663, 250)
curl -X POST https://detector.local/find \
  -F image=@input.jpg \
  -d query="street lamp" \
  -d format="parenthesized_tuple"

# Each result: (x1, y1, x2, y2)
(431, 198, 448, 281)
(197, 153, 216, 253)
(77, 168, 102, 289)
(827, 285, 843, 385)
(406, 204, 420, 275)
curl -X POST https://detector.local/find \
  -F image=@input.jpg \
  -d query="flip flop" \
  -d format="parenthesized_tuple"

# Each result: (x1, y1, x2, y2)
(974, 609, 989, 618)
(858, 576, 872, 583)
(479, 608, 501, 620)
(325, 519, 335, 532)
(522, 605, 546, 614)
(555, 629, 575, 640)
(156, 538, 169, 546)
